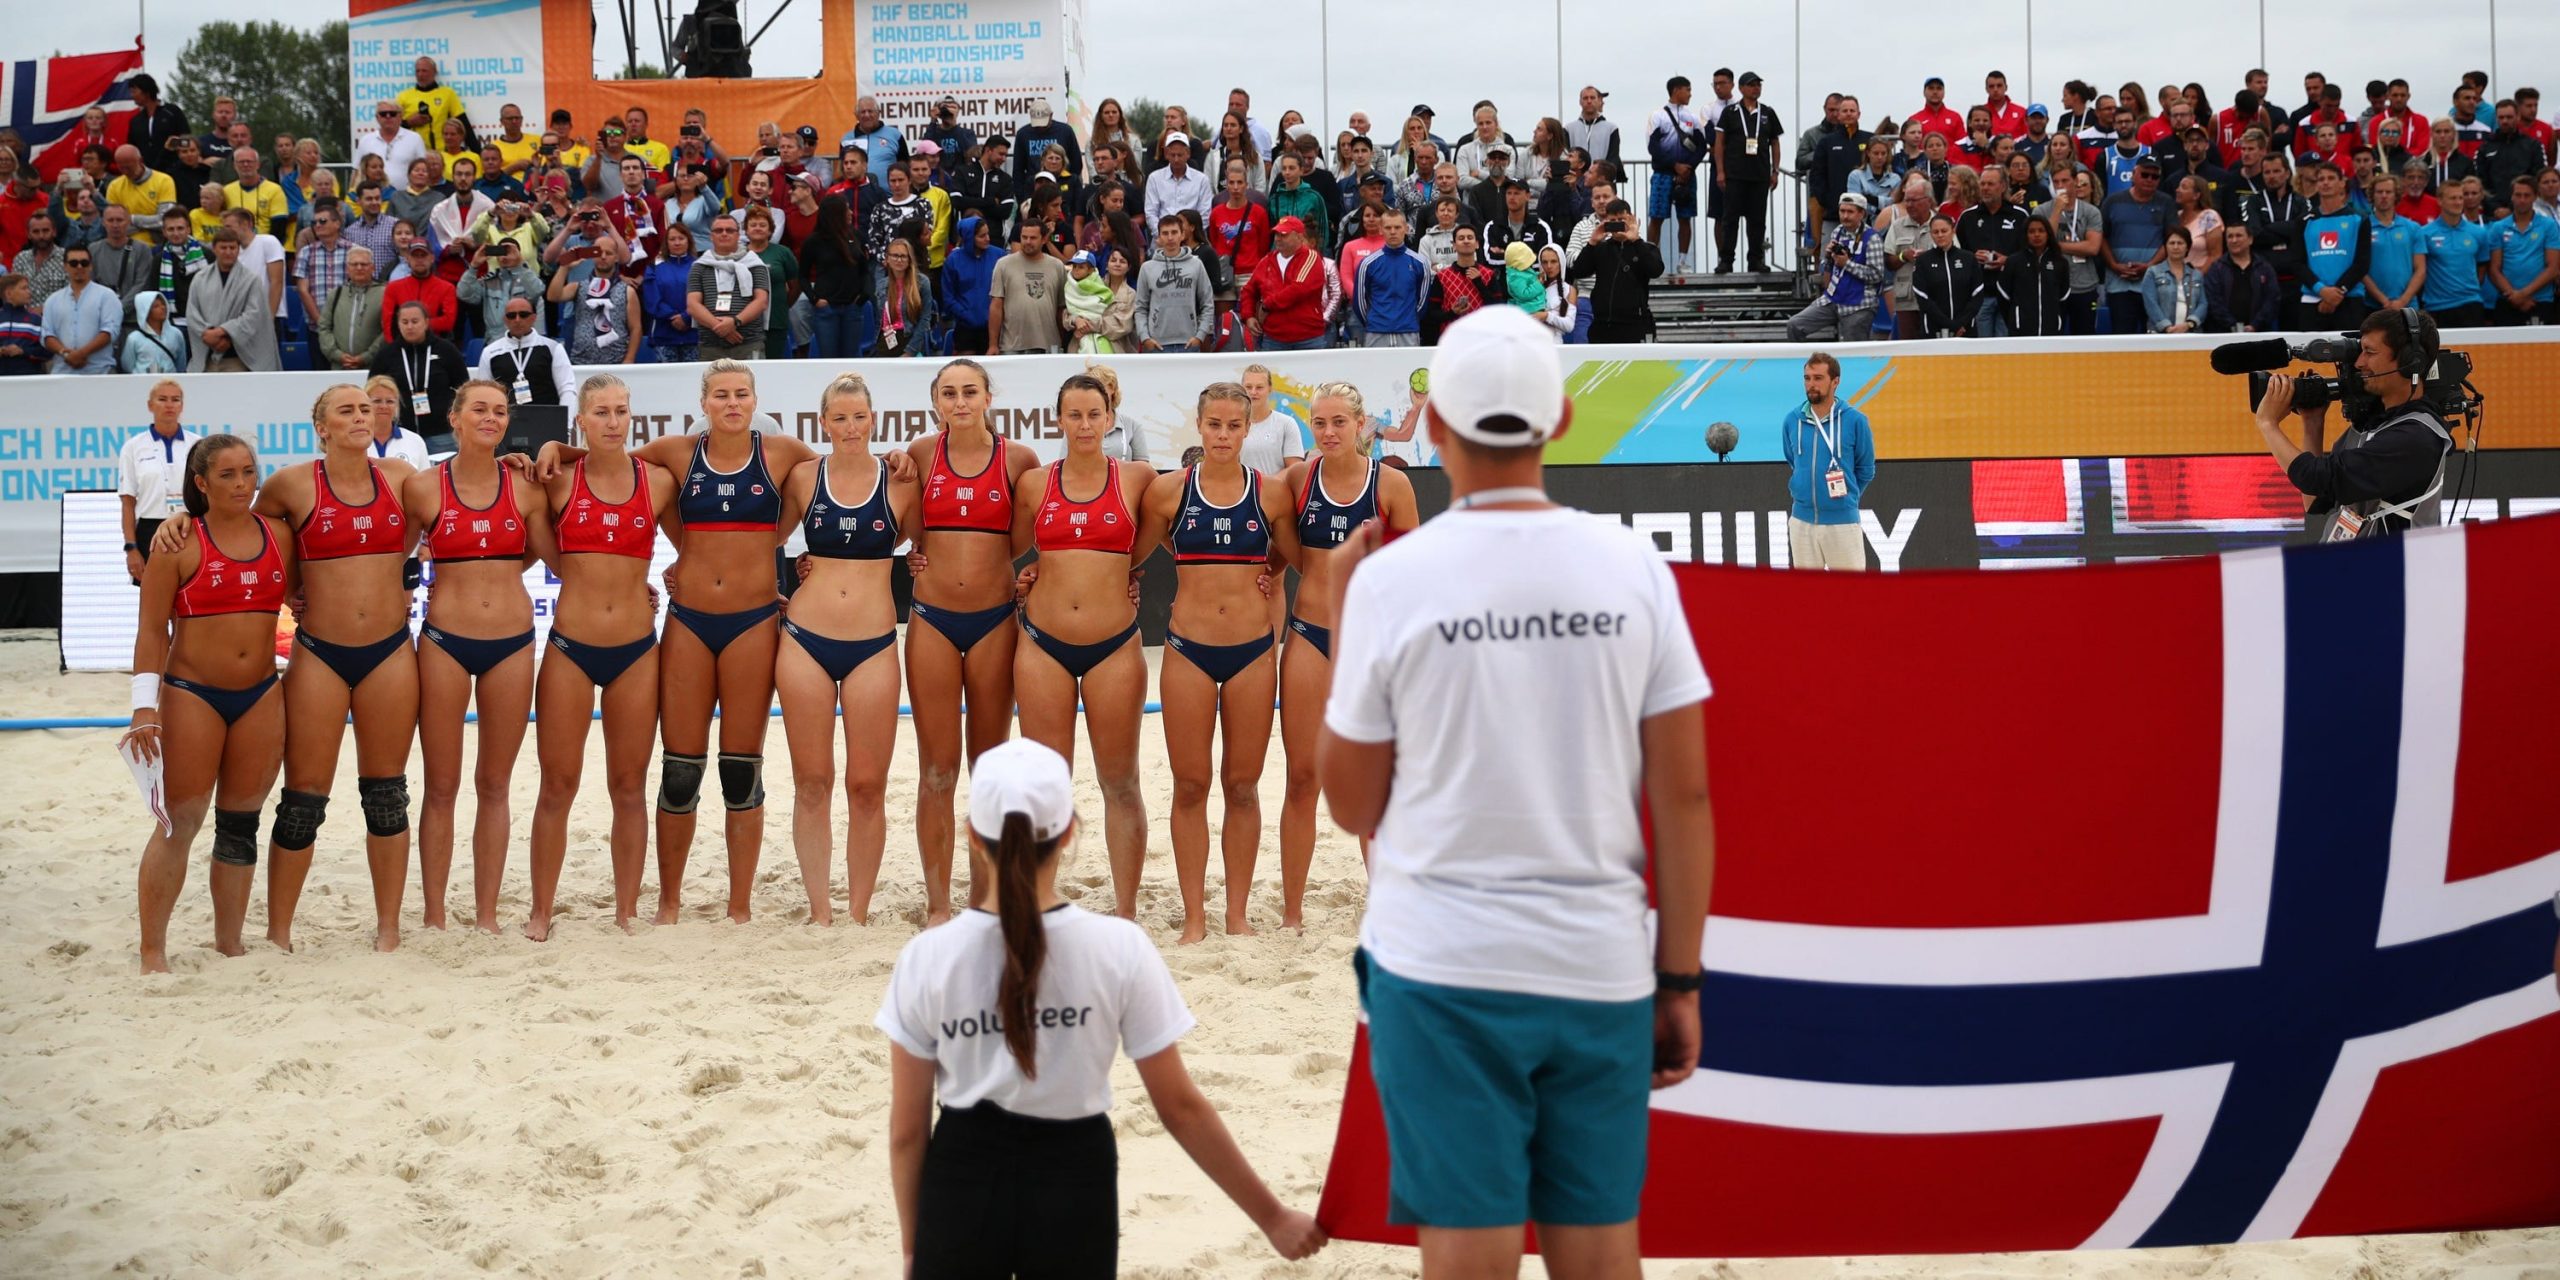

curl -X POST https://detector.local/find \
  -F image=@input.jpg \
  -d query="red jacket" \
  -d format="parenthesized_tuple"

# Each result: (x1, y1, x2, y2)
(382, 273, 460, 341)
(1909, 105, 1965, 149)
(1240, 248, 1329, 343)
(1976, 99, 2028, 138)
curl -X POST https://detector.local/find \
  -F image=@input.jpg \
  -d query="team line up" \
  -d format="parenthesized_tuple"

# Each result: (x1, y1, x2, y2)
(125, 356, 1422, 973)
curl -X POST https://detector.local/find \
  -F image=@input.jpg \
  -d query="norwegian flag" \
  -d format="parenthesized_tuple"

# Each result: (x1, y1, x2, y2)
(1317, 515, 2560, 1257)
(4, 45, 142, 182)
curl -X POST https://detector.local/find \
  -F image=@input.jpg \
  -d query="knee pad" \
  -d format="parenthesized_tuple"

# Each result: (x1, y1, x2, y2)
(211, 808, 261, 867)
(658, 752, 707, 815)
(358, 775, 411, 837)
(719, 752, 766, 811)
(270, 789, 329, 852)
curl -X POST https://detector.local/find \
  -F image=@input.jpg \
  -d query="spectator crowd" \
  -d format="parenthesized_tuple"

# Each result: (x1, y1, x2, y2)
(5, 57, 2557, 400)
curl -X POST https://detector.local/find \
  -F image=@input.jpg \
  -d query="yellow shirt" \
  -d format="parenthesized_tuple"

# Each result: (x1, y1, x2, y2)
(106, 171, 178, 244)
(189, 208, 225, 243)
(225, 179, 293, 248)
(490, 132, 541, 176)
(398, 84, 467, 150)
(554, 141, 593, 175)
(435, 147, 480, 185)
(624, 137, 674, 172)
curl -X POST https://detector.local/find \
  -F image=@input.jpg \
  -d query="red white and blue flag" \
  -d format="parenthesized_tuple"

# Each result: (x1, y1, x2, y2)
(3, 45, 142, 182)
(1318, 515, 2560, 1256)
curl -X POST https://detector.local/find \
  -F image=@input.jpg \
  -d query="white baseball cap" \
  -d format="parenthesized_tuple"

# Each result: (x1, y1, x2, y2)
(1426, 306, 1568, 447)
(968, 739, 1076, 843)
(1162, 131, 1193, 149)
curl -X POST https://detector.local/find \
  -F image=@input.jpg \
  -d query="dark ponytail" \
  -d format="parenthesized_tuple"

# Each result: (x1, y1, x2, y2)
(993, 812, 1052, 1078)
(183, 434, 252, 518)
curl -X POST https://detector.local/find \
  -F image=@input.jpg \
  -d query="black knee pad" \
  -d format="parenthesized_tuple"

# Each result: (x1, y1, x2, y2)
(358, 775, 411, 837)
(211, 808, 261, 867)
(719, 753, 766, 811)
(658, 752, 707, 815)
(270, 789, 329, 852)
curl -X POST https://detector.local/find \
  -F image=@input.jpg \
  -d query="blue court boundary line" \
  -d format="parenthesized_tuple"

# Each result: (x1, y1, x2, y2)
(0, 701, 1225, 731)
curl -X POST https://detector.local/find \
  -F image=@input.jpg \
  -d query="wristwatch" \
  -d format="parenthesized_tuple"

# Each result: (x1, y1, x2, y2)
(1656, 969, 1704, 995)
(123, 541, 137, 551)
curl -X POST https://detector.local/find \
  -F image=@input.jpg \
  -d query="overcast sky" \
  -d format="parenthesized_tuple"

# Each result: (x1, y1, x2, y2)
(65, 0, 2560, 149)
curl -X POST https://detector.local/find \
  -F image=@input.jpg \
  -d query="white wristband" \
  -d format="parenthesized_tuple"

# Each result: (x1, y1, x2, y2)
(132, 673, 161, 712)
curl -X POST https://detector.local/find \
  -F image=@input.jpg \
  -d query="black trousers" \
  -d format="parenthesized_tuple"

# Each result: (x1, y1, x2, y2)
(913, 1103, 1118, 1279)
(1590, 318, 1654, 344)
(2426, 302, 2489, 330)
(2289, 296, 2369, 332)
(1715, 181, 1771, 269)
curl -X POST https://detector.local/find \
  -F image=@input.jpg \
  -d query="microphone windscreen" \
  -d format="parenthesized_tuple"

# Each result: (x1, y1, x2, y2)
(1705, 422, 1739, 456)
(2208, 338, 2296, 376)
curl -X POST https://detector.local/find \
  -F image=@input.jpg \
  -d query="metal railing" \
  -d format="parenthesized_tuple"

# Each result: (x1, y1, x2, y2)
(1607, 159, 1809, 280)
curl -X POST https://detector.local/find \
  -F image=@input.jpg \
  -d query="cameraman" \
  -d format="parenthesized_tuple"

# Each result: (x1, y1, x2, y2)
(1568, 199, 1665, 343)
(2254, 311, 2455, 541)
(1784, 192, 1883, 341)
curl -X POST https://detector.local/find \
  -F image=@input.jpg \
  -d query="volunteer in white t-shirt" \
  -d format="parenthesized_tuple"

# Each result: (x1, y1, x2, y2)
(118, 379, 203, 584)
(1318, 303, 1717, 1274)
(877, 739, 1326, 1277)
(1238, 363, 1306, 473)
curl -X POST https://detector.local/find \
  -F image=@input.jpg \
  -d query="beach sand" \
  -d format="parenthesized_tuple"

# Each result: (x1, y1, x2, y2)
(0, 628, 2551, 1278)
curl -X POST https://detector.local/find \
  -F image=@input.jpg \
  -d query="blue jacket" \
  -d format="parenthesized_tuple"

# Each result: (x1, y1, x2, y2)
(1353, 243, 1430, 334)
(1778, 400, 1875, 526)
(2141, 263, 2208, 331)
(938, 215, 997, 328)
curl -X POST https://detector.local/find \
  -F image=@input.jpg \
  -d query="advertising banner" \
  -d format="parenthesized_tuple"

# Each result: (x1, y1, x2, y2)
(347, 0, 546, 149)
(60, 449, 2560, 671)
(856, 0, 1070, 154)
(12, 331, 2558, 575)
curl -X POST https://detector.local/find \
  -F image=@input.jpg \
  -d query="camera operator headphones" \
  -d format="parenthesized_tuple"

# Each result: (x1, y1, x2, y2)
(2380, 306, 2440, 382)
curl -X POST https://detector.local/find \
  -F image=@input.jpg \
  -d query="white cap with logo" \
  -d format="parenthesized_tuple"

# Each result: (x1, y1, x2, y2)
(1426, 306, 1569, 447)
(968, 739, 1076, 843)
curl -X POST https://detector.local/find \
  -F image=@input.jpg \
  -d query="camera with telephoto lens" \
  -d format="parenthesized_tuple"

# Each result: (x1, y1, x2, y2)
(2244, 336, 2360, 413)
(2217, 333, 2474, 421)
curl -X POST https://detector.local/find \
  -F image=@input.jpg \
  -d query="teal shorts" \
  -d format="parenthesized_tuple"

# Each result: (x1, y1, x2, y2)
(1356, 949, 1654, 1229)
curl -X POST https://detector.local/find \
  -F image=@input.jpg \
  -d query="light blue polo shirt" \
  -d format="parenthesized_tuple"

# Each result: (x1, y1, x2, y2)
(2419, 219, 2486, 312)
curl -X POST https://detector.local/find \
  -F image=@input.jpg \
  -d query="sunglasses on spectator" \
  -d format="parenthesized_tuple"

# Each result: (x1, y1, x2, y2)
(505, 308, 534, 318)
(378, 110, 400, 118)
(65, 257, 92, 267)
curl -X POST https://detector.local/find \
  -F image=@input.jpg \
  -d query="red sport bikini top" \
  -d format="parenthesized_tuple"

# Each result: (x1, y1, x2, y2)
(425, 461, 529, 563)
(556, 458, 655, 559)
(1032, 460, 1136, 555)
(174, 516, 288, 618)
(921, 432, 1015, 534)
(296, 460, 406, 560)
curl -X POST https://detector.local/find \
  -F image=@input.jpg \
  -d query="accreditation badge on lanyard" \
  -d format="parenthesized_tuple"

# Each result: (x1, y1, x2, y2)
(1743, 107, 1763, 156)
(407, 347, 432, 418)
(1814, 405, 1848, 499)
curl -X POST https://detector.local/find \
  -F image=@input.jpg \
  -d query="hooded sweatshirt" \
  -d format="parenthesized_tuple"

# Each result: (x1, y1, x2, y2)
(938, 214, 997, 328)
(1134, 243, 1213, 348)
(119, 289, 190, 373)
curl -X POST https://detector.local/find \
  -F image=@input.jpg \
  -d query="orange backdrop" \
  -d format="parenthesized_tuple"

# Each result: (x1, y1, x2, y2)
(540, 0, 863, 145)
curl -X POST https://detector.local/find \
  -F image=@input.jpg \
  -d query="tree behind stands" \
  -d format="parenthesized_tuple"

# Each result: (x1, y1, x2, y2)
(172, 21, 352, 162)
